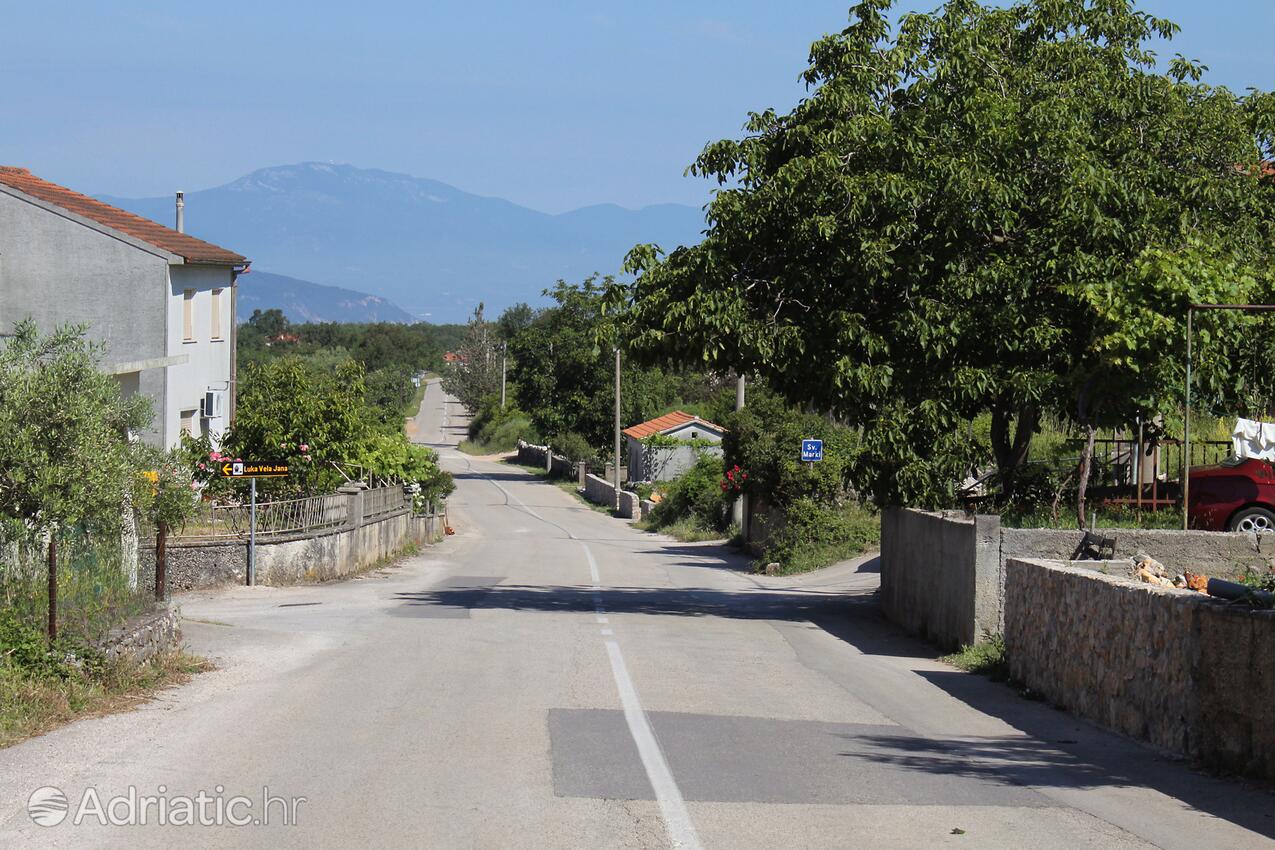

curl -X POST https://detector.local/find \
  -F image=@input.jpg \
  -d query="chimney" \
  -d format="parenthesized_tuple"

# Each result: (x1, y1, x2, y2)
(175, 190, 185, 233)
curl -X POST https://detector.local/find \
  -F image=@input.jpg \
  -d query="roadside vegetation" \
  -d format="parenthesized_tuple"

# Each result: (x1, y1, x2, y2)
(0, 607, 209, 749)
(0, 323, 212, 744)
(460, 399, 539, 456)
(942, 638, 1009, 682)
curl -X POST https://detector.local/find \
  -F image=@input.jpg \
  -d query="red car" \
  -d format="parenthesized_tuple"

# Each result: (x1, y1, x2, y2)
(1188, 457, 1275, 532)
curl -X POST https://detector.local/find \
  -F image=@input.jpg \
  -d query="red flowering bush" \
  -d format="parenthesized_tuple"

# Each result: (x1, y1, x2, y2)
(721, 464, 748, 494)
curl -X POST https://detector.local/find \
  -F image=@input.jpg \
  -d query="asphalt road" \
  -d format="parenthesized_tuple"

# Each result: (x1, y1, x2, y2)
(2, 379, 1273, 848)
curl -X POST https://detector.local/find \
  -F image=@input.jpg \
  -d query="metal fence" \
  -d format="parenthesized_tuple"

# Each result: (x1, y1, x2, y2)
(173, 493, 352, 542)
(166, 486, 416, 543)
(364, 486, 408, 521)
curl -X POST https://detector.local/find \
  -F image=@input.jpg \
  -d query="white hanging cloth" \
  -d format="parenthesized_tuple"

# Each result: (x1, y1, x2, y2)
(1232, 418, 1275, 461)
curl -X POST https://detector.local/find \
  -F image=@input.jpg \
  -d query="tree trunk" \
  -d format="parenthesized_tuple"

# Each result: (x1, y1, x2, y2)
(155, 522, 168, 602)
(47, 536, 58, 642)
(1076, 425, 1097, 528)
(990, 404, 1039, 491)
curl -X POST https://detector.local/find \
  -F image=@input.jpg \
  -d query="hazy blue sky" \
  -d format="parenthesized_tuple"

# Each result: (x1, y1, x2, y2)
(1, 1, 1269, 212)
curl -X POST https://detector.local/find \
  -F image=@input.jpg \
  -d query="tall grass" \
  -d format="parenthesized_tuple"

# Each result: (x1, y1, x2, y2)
(1, 533, 153, 644)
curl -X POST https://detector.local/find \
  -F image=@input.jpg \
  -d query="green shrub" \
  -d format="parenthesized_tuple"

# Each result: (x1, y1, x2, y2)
(942, 636, 1008, 681)
(462, 397, 540, 453)
(760, 498, 880, 574)
(485, 415, 539, 451)
(722, 387, 862, 508)
(0, 608, 103, 681)
(550, 432, 596, 464)
(647, 456, 731, 534)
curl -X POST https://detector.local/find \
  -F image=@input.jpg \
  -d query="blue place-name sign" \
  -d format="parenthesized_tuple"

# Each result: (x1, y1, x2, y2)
(801, 439, 824, 463)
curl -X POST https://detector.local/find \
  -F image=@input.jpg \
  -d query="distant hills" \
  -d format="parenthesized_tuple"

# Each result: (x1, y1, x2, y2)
(103, 163, 706, 323)
(235, 270, 415, 325)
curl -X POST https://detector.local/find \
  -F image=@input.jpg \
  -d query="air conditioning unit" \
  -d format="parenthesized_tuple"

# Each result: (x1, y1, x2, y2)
(201, 390, 225, 419)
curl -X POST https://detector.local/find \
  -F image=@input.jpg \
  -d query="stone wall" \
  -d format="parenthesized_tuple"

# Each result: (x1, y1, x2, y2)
(95, 604, 182, 664)
(879, 509, 1002, 649)
(1005, 558, 1275, 780)
(516, 441, 551, 470)
(515, 441, 576, 479)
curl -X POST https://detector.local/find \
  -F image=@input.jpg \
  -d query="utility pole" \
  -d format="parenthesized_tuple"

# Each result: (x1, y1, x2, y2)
(500, 344, 507, 410)
(733, 374, 745, 530)
(614, 347, 622, 513)
(248, 477, 257, 586)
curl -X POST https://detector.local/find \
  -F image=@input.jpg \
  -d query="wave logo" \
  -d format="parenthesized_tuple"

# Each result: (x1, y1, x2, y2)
(27, 786, 69, 827)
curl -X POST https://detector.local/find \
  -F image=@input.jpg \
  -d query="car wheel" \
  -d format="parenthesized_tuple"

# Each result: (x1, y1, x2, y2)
(1229, 507, 1275, 534)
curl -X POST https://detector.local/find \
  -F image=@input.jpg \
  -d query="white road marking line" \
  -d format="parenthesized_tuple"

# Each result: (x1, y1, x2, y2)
(583, 543, 601, 583)
(596, 616, 609, 624)
(601, 628, 613, 635)
(604, 640, 703, 850)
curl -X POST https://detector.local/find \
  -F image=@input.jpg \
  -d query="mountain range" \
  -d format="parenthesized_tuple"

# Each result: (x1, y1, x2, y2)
(234, 270, 415, 324)
(103, 163, 706, 323)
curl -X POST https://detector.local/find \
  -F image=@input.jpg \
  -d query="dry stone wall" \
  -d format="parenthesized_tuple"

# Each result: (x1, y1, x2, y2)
(96, 605, 182, 664)
(1005, 558, 1275, 780)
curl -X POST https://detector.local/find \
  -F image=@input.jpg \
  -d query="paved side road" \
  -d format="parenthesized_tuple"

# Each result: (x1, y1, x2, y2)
(0, 381, 1272, 848)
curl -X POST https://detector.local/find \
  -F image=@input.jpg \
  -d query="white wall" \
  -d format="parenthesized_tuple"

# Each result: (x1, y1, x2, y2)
(662, 421, 723, 443)
(166, 265, 235, 448)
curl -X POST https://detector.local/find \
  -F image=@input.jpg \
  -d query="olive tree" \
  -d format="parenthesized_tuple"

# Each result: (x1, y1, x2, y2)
(0, 321, 150, 638)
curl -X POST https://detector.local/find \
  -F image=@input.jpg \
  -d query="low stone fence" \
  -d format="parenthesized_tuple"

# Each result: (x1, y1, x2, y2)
(516, 441, 579, 479)
(582, 474, 641, 520)
(145, 494, 448, 590)
(95, 604, 182, 664)
(880, 507, 1267, 648)
(1006, 558, 1275, 780)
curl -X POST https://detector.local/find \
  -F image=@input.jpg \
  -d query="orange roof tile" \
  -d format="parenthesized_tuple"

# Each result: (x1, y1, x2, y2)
(0, 166, 248, 266)
(623, 410, 725, 440)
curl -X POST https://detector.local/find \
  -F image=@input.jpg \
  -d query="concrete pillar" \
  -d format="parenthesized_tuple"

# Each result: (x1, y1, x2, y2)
(339, 484, 367, 530)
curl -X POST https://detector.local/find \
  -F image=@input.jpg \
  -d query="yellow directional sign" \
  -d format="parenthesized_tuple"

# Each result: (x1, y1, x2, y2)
(220, 461, 290, 478)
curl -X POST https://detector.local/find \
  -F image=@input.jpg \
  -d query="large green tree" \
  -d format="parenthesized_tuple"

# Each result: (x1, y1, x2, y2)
(620, 0, 1275, 509)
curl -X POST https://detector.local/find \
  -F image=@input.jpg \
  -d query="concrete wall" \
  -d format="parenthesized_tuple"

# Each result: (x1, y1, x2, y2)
(148, 506, 447, 590)
(582, 474, 640, 519)
(1005, 558, 1275, 780)
(1001, 526, 1264, 579)
(881, 508, 1269, 650)
(880, 509, 1002, 649)
(629, 441, 723, 484)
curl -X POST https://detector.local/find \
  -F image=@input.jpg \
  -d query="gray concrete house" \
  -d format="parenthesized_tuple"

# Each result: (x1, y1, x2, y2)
(0, 167, 249, 448)
(624, 410, 725, 483)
